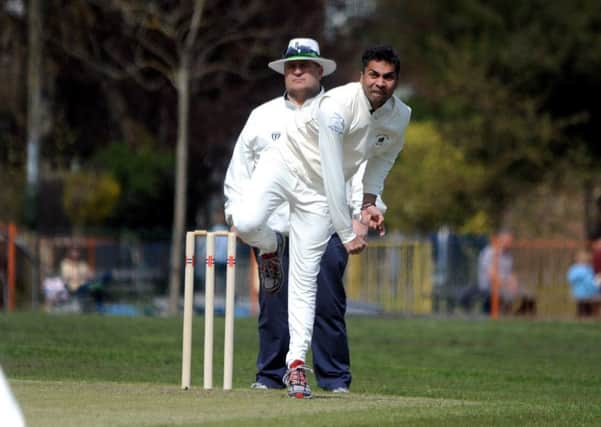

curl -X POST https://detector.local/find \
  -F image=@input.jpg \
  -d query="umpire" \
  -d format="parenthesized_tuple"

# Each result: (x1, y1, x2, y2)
(224, 38, 354, 392)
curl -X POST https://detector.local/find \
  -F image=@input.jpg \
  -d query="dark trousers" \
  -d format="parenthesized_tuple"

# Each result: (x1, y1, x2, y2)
(255, 234, 351, 390)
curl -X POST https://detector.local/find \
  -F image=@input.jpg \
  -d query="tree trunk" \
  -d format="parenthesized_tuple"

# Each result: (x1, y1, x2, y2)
(25, 0, 42, 229)
(167, 64, 190, 315)
(26, 0, 42, 308)
(102, 82, 129, 143)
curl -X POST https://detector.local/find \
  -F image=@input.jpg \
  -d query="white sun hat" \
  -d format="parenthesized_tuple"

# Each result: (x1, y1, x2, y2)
(268, 38, 337, 76)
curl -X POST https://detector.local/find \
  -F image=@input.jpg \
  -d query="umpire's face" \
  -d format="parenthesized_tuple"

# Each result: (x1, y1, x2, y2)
(360, 59, 398, 110)
(284, 60, 323, 104)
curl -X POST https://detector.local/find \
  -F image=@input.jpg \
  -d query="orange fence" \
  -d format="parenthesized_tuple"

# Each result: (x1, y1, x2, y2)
(488, 237, 583, 318)
(510, 239, 582, 318)
(37, 234, 259, 315)
(346, 239, 433, 314)
(0, 225, 589, 318)
(1, 222, 17, 311)
(347, 235, 586, 319)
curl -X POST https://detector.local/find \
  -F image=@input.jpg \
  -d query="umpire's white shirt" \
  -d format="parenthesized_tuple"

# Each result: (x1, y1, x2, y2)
(281, 82, 411, 243)
(224, 91, 324, 234)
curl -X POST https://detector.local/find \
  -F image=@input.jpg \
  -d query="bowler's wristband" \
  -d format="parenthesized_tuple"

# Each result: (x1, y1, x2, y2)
(361, 201, 376, 210)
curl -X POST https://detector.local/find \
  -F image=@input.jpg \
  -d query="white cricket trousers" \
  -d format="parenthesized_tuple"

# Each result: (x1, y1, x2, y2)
(232, 146, 333, 367)
(0, 367, 25, 427)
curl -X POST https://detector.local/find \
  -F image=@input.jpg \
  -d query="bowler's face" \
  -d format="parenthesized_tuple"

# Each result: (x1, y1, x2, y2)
(360, 60, 398, 110)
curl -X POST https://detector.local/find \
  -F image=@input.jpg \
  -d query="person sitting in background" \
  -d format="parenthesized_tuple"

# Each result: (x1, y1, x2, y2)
(566, 249, 601, 301)
(42, 274, 69, 309)
(60, 248, 93, 293)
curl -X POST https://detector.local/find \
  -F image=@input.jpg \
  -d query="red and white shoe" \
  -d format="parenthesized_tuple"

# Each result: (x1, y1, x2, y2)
(283, 360, 313, 399)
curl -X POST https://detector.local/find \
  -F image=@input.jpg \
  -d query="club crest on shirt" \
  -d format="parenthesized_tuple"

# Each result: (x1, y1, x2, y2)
(328, 113, 345, 135)
(375, 134, 390, 147)
(271, 132, 281, 141)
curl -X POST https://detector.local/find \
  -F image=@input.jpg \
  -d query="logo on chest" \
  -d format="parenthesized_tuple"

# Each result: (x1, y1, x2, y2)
(271, 132, 281, 141)
(375, 134, 390, 147)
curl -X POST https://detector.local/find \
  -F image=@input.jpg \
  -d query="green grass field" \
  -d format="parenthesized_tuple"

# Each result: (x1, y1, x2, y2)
(1, 312, 600, 426)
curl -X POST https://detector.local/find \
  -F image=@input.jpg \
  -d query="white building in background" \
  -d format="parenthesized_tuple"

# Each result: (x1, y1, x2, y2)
(4, 0, 25, 17)
(324, 0, 377, 40)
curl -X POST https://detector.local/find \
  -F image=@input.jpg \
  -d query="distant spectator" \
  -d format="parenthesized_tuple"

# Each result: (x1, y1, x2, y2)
(42, 275, 69, 309)
(566, 249, 601, 301)
(478, 231, 518, 305)
(476, 230, 535, 314)
(60, 248, 93, 293)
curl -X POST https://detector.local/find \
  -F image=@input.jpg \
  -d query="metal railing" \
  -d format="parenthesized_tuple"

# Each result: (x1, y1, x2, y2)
(346, 239, 433, 314)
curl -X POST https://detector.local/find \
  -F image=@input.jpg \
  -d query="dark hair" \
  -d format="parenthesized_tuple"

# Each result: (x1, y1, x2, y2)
(361, 45, 400, 76)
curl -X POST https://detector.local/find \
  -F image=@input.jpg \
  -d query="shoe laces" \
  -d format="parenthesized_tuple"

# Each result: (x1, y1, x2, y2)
(283, 364, 313, 386)
(260, 253, 280, 277)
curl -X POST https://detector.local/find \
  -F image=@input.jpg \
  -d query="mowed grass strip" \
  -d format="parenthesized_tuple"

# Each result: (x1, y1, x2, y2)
(12, 380, 476, 427)
(1, 312, 601, 426)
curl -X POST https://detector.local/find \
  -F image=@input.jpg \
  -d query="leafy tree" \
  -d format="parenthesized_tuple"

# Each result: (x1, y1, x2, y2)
(364, 0, 601, 231)
(0, 169, 24, 223)
(383, 121, 489, 233)
(63, 171, 120, 227)
(45, 0, 325, 312)
(93, 139, 174, 229)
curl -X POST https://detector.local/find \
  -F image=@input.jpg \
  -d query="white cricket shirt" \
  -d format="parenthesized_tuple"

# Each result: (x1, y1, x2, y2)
(281, 82, 411, 243)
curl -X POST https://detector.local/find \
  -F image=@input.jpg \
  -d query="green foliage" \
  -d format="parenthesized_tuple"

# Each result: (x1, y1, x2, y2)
(62, 172, 121, 226)
(384, 121, 489, 233)
(93, 138, 175, 229)
(368, 0, 601, 230)
(434, 54, 556, 221)
(0, 168, 24, 223)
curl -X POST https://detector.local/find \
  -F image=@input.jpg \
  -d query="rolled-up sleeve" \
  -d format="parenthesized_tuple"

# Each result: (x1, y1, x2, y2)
(363, 107, 411, 195)
(362, 137, 405, 195)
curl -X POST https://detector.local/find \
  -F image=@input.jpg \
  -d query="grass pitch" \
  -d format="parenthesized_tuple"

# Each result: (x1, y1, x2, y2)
(1, 312, 600, 426)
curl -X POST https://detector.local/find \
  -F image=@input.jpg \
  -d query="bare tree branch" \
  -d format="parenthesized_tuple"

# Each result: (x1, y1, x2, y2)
(183, 0, 204, 55)
(192, 27, 274, 72)
(132, 26, 177, 70)
(46, 37, 128, 81)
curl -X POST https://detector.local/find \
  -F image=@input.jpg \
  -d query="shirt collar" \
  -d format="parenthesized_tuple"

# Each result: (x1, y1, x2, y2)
(358, 83, 373, 113)
(358, 83, 395, 117)
(374, 96, 395, 118)
(283, 86, 325, 110)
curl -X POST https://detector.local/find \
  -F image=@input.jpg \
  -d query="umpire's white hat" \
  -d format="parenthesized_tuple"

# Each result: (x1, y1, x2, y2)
(268, 38, 337, 76)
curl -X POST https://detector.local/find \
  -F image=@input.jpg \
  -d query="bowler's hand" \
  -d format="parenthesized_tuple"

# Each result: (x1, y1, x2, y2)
(361, 205, 386, 236)
(344, 235, 367, 255)
(352, 218, 368, 240)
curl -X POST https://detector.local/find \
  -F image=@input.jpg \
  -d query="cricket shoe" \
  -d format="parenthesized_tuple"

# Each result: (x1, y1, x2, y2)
(258, 232, 285, 293)
(250, 382, 269, 390)
(283, 360, 313, 399)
